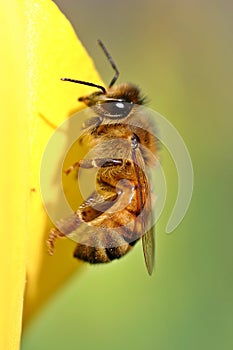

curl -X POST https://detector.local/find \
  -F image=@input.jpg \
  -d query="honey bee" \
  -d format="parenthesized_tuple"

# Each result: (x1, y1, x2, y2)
(47, 40, 158, 275)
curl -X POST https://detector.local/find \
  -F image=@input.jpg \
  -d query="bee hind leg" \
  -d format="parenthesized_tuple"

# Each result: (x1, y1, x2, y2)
(47, 228, 66, 255)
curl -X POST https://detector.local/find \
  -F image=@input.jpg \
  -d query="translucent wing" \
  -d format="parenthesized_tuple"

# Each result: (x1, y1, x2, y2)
(132, 146, 155, 275)
(142, 223, 155, 275)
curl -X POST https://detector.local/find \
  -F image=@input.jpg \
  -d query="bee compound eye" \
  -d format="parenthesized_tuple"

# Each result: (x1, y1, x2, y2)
(95, 101, 134, 119)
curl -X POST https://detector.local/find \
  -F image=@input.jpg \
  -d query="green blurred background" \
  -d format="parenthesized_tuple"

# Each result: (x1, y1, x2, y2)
(22, 0, 233, 349)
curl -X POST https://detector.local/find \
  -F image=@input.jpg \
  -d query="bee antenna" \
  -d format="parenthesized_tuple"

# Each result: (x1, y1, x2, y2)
(61, 78, 106, 94)
(97, 39, 119, 88)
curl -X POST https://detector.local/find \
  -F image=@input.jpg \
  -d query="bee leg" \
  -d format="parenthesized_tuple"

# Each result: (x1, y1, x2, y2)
(64, 158, 123, 175)
(47, 228, 66, 255)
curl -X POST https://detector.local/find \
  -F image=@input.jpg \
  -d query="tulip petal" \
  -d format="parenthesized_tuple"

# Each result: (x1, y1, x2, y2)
(0, 1, 103, 347)
(22, 0, 103, 324)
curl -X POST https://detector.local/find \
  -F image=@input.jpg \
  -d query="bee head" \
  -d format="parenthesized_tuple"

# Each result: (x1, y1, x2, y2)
(78, 83, 145, 106)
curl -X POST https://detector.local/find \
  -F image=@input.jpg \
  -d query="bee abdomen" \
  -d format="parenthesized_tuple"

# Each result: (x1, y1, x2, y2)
(73, 243, 133, 264)
(73, 244, 111, 263)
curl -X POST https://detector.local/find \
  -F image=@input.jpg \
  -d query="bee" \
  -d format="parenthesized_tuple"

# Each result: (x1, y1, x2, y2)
(47, 40, 158, 275)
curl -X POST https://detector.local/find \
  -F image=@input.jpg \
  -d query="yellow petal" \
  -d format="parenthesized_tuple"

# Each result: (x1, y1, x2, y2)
(0, 1, 29, 349)
(0, 0, 102, 346)
(22, 0, 103, 324)
(0, 2, 28, 349)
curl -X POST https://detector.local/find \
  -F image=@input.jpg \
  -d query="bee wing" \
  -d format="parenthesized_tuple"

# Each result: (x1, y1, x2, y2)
(132, 147, 155, 275)
(142, 222, 155, 275)
(141, 185, 155, 275)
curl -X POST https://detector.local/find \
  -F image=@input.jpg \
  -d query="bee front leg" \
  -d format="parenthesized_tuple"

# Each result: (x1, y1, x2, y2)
(65, 158, 123, 174)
